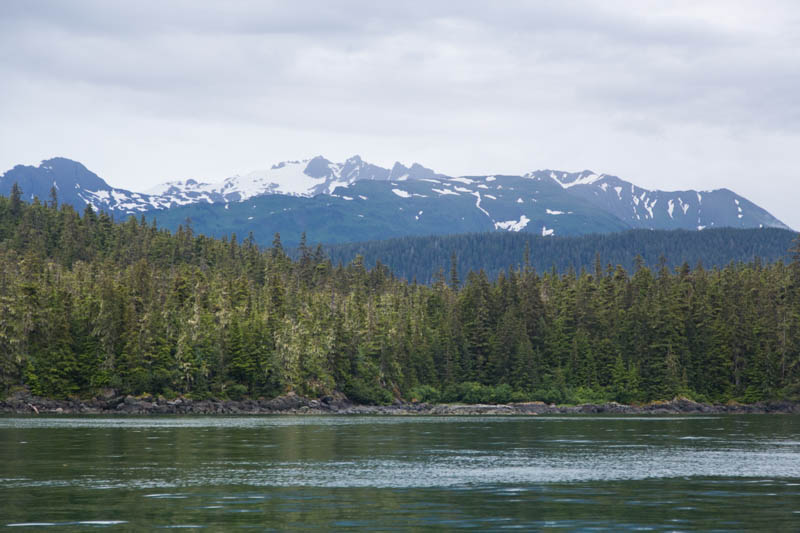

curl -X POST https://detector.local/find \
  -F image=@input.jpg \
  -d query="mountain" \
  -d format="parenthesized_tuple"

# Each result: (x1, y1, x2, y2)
(144, 158, 791, 246)
(0, 157, 182, 214)
(144, 155, 448, 204)
(0, 156, 790, 246)
(540, 169, 786, 231)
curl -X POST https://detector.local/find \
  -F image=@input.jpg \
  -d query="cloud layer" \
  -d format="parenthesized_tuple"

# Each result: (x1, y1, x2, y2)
(1, 0, 798, 228)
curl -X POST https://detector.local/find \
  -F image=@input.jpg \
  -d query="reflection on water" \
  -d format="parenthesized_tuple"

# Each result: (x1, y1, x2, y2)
(1, 415, 799, 530)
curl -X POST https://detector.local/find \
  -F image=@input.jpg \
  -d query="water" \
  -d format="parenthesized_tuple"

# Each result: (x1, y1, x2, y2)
(1, 415, 799, 531)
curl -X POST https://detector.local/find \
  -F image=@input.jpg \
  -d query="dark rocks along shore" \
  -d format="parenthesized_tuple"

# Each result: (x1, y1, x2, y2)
(1, 390, 798, 416)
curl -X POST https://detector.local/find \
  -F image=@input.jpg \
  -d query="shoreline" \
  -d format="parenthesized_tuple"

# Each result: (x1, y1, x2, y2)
(1, 391, 798, 416)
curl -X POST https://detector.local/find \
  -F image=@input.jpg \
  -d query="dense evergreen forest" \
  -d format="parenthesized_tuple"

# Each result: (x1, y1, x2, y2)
(325, 228, 798, 283)
(1, 186, 800, 405)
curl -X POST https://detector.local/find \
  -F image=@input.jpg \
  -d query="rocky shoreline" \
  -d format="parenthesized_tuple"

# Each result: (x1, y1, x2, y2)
(1, 390, 798, 416)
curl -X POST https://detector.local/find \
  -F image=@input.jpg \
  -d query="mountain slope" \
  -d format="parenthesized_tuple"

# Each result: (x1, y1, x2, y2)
(542, 169, 787, 231)
(0, 156, 790, 246)
(0, 158, 189, 214)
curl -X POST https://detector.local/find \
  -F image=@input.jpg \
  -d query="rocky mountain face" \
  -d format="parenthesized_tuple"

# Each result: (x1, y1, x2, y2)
(0, 156, 790, 245)
(0, 157, 182, 214)
(526, 169, 787, 232)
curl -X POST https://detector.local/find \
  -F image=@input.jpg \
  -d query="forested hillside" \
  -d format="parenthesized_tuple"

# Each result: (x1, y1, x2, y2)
(326, 228, 798, 283)
(1, 190, 799, 405)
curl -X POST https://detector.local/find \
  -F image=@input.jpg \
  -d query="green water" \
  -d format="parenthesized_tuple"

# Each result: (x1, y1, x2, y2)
(1, 415, 799, 531)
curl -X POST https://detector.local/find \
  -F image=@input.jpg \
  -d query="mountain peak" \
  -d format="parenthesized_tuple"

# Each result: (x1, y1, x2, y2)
(407, 163, 441, 180)
(270, 159, 308, 170)
(1, 157, 109, 193)
(304, 156, 335, 179)
(38, 157, 96, 176)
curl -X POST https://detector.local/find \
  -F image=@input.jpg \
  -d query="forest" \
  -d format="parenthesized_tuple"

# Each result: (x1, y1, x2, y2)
(325, 228, 797, 283)
(1, 185, 800, 405)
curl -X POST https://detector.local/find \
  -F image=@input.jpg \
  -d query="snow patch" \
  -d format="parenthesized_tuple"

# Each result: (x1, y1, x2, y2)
(644, 199, 657, 219)
(494, 215, 530, 232)
(541, 226, 555, 237)
(485, 176, 496, 182)
(392, 188, 411, 198)
(667, 199, 674, 219)
(325, 180, 349, 195)
(472, 191, 491, 218)
(432, 188, 460, 196)
(88, 189, 110, 200)
(450, 177, 475, 185)
(553, 172, 602, 188)
(239, 160, 324, 198)
(484, 194, 497, 200)
(546, 209, 565, 215)
(516, 198, 524, 204)
(614, 186, 622, 200)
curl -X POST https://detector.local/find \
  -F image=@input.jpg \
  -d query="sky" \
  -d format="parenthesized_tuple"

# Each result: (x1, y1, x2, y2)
(1, 0, 798, 228)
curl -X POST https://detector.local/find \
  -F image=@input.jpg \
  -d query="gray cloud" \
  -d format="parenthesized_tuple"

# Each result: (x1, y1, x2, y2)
(1, 0, 798, 228)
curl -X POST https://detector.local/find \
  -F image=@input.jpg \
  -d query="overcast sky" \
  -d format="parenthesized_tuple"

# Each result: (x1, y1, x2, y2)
(1, 0, 798, 228)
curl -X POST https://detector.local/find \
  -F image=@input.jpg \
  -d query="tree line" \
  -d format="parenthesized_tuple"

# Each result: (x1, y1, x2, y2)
(1, 186, 799, 404)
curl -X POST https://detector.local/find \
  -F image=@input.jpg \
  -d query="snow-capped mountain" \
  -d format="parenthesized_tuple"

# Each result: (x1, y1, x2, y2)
(0, 157, 190, 214)
(142, 156, 446, 205)
(0, 156, 790, 246)
(526, 169, 789, 232)
(0, 158, 121, 212)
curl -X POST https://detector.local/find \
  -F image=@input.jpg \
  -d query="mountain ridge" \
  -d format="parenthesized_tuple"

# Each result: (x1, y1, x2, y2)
(0, 156, 790, 246)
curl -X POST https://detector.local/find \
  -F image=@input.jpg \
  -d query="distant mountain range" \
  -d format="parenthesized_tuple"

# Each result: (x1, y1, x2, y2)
(0, 156, 790, 246)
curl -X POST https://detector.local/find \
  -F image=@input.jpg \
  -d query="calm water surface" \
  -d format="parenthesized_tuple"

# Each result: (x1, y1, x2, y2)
(1, 415, 799, 531)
